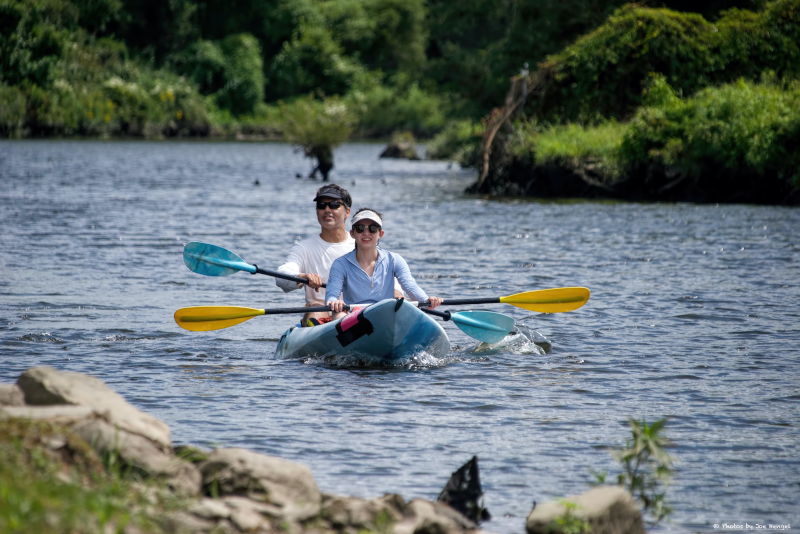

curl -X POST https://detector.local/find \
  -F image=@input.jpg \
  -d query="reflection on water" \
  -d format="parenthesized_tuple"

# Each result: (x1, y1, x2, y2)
(1, 140, 799, 533)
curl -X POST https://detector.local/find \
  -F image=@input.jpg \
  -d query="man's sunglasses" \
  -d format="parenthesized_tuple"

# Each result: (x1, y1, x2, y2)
(353, 224, 381, 234)
(316, 201, 344, 210)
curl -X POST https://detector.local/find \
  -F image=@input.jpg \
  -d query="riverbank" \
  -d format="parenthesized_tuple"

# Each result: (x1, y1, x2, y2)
(1, 367, 646, 534)
(467, 78, 800, 204)
(461, 1, 800, 205)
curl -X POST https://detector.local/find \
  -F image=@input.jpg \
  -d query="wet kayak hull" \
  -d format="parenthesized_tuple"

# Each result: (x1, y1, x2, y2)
(275, 298, 450, 362)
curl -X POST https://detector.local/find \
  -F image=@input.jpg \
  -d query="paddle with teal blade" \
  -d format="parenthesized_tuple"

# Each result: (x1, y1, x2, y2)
(420, 308, 515, 344)
(183, 241, 324, 287)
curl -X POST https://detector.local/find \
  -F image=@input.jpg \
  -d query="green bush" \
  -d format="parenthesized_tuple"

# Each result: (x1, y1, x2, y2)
(279, 93, 357, 147)
(620, 75, 800, 184)
(529, 0, 800, 122)
(268, 22, 368, 100)
(0, 84, 27, 136)
(425, 119, 482, 162)
(354, 79, 446, 137)
(175, 33, 265, 116)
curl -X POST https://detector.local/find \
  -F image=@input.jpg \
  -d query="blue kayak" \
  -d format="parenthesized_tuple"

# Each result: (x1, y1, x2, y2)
(275, 298, 450, 362)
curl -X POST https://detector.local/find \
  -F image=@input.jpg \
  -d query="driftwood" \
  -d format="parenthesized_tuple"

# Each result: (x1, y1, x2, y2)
(475, 67, 549, 191)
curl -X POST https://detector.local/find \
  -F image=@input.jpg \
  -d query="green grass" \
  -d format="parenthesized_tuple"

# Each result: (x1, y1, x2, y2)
(0, 417, 185, 534)
(510, 120, 627, 180)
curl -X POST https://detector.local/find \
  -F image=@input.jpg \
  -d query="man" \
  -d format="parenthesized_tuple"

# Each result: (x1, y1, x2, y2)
(276, 184, 402, 325)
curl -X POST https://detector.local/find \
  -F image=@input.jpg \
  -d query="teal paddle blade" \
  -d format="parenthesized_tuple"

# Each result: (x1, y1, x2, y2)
(183, 242, 257, 276)
(450, 310, 515, 344)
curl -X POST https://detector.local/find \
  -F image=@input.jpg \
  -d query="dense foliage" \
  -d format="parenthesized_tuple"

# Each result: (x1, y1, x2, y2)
(529, 0, 800, 122)
(508, 77, 800, 194)
(620, 76, 800, 185)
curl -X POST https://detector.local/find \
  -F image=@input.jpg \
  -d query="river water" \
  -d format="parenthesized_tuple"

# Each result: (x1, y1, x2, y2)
(1, 140, 798, 532)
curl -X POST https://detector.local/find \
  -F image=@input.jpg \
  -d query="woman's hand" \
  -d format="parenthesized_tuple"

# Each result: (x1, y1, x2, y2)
(426, 296, 443, 309)
(328, 299, 347, 313)
(299, 273, 323, 291)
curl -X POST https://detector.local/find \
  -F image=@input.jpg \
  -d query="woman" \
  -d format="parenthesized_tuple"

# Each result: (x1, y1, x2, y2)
(326, 208, 443, 319)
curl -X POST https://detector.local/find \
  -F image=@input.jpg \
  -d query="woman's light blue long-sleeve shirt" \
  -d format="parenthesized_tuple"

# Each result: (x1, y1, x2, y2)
(325, 248, 429, 304)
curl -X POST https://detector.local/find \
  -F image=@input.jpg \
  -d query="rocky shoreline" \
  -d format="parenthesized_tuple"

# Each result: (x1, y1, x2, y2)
(1, 367, 645, 534)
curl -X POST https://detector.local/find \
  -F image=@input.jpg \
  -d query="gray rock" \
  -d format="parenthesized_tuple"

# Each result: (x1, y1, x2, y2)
(525, 486, 644, 534)
(395, 499, 479, 534)
(0, 384, 24, 406)
(200, 447, 322, 521)
(379, 141, 420, 160)
(223, 495, 283, 518)
(162, 511, 216, 534)
(211, 519, 238, 534)
(322, 493, 404, 529)
(17, 366, 171, 451)
(188, 498, 232, 520)
(230, 506, 268, 531)
(71, 418, 201, 497)
(0, 404, 95, 423)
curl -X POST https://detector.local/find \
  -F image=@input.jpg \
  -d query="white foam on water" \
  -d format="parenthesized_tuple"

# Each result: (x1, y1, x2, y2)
(468, 323, 551, 355)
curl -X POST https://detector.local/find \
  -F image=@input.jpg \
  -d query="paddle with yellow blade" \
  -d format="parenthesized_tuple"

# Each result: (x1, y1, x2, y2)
(174, 304, 349, 332)
(418, 287, 591, 313)
(175, 287, 589, 334)
(174, 303, 516, 343)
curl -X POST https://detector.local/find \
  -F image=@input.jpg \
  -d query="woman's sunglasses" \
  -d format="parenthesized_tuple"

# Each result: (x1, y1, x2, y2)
(353, 224, 381, 234)
(316, 201, 344, 210)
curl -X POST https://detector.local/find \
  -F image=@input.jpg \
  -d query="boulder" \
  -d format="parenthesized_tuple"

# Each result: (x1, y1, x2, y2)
(0, 384, 24, 406)
(394, 499, 479, 534)
(379, 133, 420, 160)
(162, 511, 217, 534)
(322, 493, 405, 530)
(17, 366, 171, 451)
(526, 486, 645, 534)
(0, 404, 95, 423)
(70, 418, 201, 497)
(188, 498, 232, 520)
(199, 447, 322, 521)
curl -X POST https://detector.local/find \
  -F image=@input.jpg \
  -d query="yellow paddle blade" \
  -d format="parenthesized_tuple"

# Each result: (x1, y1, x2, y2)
(500, 287, 590, 313)
(174, 306, 265, 332)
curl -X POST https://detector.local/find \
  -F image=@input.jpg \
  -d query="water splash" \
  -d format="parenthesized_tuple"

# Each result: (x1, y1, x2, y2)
(299, 349, 456, 369)
(469, 323, 551, 355)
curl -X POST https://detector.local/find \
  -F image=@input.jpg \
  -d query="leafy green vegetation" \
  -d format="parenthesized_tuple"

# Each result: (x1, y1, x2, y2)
(620, 76, 800, 185)
(529, 0, 800, 122)
(425, 120, 482, 162)
(0, 417, 183, 534)
(520, 77, 800, 190)
(514, 120, 627, 180)
(552, 499, 591, 534)
(590, 418, 674, 525)
(2, 0, 798, 201)
(612, 418, 674, 524)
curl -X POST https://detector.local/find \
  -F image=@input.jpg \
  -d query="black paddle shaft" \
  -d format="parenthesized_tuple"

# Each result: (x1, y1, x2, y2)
(419, 307, 452, 321)
(261, 304, 350, 315)
(253, 265, 327, 288)
(419, 297, 501, 308)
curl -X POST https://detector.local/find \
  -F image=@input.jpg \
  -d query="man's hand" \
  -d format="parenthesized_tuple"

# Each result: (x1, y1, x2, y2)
(299, 273, 323, 292)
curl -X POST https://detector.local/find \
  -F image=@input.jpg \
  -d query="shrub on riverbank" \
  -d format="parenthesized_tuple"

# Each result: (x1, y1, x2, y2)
(527, 0, 800, 122)
(500, 77, 800, 202)
(620, 76, 800, 186)
(425, 119, 482, 162)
